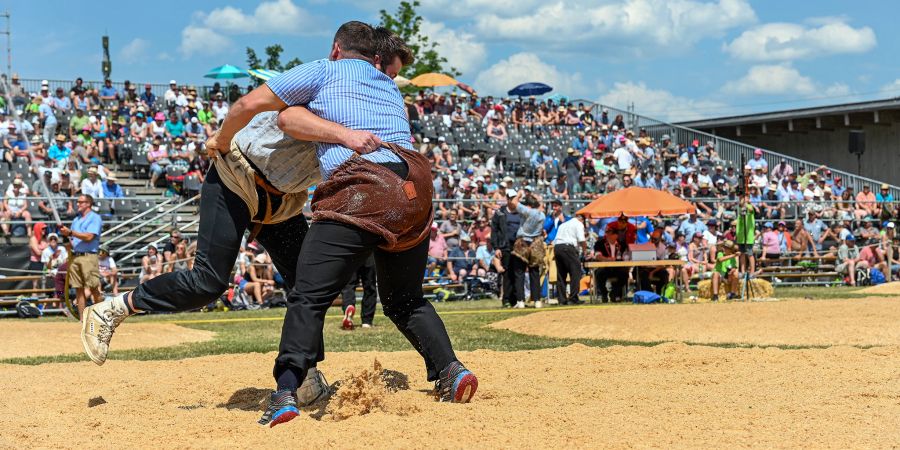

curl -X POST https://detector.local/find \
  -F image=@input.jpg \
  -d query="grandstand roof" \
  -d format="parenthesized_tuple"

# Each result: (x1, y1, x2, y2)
(677, 97, 900, 129)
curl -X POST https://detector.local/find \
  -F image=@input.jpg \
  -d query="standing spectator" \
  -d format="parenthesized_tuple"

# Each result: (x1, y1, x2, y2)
(510, 195, 546, 308)
(491, 189, 523, 307)
(543, 199, 568, 244)
(28, 222, 49, 290)
(58, 194, 103, 317)
(735, 195, 758, 275)
(553, 215, 586, 305)
(561, 148, 581, 194)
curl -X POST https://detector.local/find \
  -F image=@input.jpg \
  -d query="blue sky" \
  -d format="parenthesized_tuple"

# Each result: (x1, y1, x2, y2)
(9, 0, 900, 120)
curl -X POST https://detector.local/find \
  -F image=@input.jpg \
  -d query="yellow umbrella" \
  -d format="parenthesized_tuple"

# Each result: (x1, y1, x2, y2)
(393, 75, 411, 88)
(410, 72, 458, 87)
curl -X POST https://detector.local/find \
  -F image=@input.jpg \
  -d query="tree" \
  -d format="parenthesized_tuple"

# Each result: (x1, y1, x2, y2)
(245, 44, 303, 87)
(379, 1, 460, 79)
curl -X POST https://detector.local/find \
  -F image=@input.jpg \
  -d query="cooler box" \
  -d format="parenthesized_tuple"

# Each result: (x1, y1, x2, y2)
(629, 243, 656, 261)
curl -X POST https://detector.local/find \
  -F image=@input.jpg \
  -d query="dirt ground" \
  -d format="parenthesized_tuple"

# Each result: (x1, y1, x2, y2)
(0, 344, 898, 449)
(858, 281, 900, 295)
(0, 322, 214, 359)
(492, 297, 900, 347)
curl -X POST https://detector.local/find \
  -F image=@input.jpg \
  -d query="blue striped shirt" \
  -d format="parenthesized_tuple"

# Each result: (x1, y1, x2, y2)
(267, 58, 408, 180)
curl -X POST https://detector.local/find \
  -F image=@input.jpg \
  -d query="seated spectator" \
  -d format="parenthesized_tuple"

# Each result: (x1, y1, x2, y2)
(875, 183, 894, 220)
(485, 116, 507, 141)
(165, 112, 185, 138)
(147, 138, 170, 187)
(855, 184, 877, 219)
(857, 219, 880, 244)
(859, 243, 888, 281)
(140, 245, 164, 283)
(80, 166, 103, 199)
(39, 179, 75, 220)
(2, 178, 32, 238)
(98, 246, 119, 295)
(102, 173, 124, 198)
(428, 222, 448, 268)
(836, 235, 867, 286)
(592, 229, 628, 302)
(746, 148, 768, 171)
(710, 240, 740, 301)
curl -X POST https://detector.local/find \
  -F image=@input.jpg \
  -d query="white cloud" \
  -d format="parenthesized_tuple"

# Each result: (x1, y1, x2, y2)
(473, 52, 585, 97)
(823, 83, 850, 97)
(723, 20, 876, 61)
(418, 20, 487, 75)
(472, 0, 756, 53)
(419, 0, 544, 18)
(202, 0, 324, 35)
(598, 81, 727, 121)
(722, 64, 816, 96)
(179, 26, 232, 57)
(881, 79, 900, 94)
(119, 38, 150, 64)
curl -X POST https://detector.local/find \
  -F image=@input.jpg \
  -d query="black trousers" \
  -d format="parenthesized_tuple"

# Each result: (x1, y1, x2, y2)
(524, 264, 541, 302)
(593, 268, 628, 302)
(554, 244, 582, 304)
(131, 166, 308, 312)
(340, 255, 377, 325)
(274, 221, 457, 382)
(500, 248, 524, 306)
(638, 267, 669, 294)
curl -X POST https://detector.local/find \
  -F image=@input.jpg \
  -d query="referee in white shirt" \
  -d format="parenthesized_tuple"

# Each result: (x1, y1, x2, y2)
(552, 215, 587, 305)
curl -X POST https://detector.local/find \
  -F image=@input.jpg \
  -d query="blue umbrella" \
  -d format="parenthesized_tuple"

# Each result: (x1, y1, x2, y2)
(508, 82, 553, 97)
(204, 64, 249, 79)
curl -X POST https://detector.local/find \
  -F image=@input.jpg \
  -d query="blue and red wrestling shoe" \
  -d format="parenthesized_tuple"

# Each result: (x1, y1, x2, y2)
(258, 390, 299, 427)
(436, 361, 478, 403)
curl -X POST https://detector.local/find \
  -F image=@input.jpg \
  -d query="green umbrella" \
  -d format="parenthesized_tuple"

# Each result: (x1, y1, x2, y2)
(204, 64, 249, 79)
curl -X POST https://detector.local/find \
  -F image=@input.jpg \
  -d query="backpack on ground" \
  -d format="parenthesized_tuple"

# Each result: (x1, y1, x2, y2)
(855, 267, 871, 287)
(869, 268, 886, 285)
(16, 301, 42, 318)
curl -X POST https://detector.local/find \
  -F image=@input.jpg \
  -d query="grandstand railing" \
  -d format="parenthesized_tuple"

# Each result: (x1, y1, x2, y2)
(12, 78, 219, 102)
(589, 103, 900, 199)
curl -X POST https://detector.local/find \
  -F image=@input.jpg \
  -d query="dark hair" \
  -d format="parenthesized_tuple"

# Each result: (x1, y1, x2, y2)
(333, 21, 378, 61)
(375, 26, 414, 67)
(80, 193, 94, 204)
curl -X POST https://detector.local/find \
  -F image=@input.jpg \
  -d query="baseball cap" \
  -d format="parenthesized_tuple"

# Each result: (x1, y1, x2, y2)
(505, 188, 517, 199)
(47, 232, 59, 241)
(169, 80, 177, 85)
(764, 221, 773, 228)
(845, 234, 856, 241)
(888, 222, 896, 229)
(431, 222, 439, 230)
(754, 148, 763, 156)
(438, 136, 446, 142)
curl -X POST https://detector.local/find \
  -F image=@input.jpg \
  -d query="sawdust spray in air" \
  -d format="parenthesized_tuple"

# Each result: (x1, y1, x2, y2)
(324, 359, 419, 421)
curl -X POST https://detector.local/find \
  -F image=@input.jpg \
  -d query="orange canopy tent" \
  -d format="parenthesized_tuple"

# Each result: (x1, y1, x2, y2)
(576, 187, 696, 218)
(410, 72, 458, 87)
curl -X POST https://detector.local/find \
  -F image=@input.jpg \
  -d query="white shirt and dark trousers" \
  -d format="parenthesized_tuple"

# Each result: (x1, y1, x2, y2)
(552, 218, 586, 305)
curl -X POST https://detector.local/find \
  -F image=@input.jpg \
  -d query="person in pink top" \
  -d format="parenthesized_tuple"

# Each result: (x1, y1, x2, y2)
(146, 137, 170, 187)
(760, 222, 783, 261)
(428, 222, 448, 266)
(855, 185, 877, 220)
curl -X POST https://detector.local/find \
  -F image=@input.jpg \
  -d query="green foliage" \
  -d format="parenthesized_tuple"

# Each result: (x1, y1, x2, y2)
(378, 1, 460, 79)
(246, 44, 304, 87)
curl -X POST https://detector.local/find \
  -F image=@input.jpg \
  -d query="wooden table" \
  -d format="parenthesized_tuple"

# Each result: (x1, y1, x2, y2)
(584, 260, 685, 303)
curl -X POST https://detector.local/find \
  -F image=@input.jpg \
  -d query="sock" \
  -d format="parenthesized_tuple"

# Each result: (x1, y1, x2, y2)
(275, 366, 303, 392)
(116, 291, 134, 315)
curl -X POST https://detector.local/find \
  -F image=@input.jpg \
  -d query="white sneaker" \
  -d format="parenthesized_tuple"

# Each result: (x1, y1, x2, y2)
(361, 323, 372, 328)
(546, 298, 559, 305)
(534, 300, 543, 309)
(81, 294, 130, 366)
(514, 301, 526, 309)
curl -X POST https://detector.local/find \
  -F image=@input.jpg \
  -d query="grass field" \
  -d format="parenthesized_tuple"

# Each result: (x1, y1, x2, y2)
(1, 285, 879, 365)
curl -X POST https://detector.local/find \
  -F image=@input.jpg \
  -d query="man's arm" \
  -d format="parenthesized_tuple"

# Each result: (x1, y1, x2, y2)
(206, 85, 287, 156)
(276, 106, 381, 154)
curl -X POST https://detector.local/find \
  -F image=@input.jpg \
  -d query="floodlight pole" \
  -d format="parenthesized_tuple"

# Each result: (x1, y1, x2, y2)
(0, 11, 10, 77)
